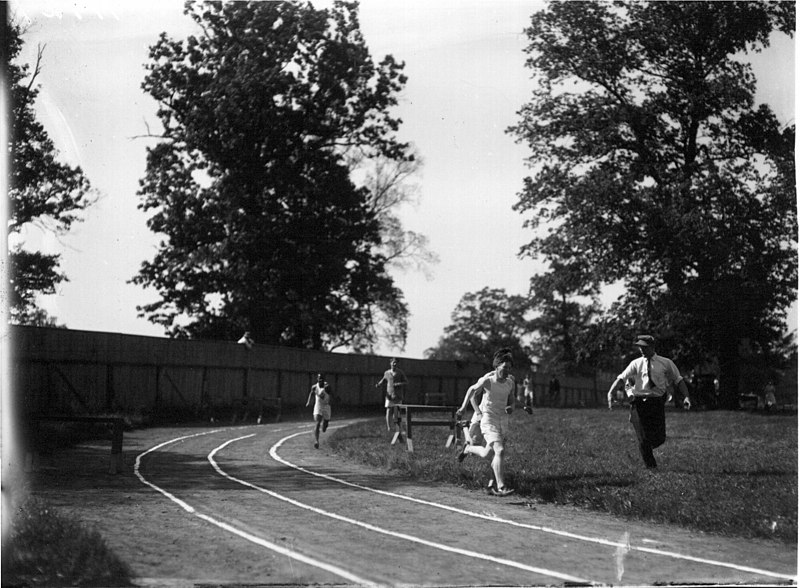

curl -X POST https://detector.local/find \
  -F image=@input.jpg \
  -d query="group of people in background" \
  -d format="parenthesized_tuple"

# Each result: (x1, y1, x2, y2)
(303, 357, 411, 450)
(522, 372, 561, 411)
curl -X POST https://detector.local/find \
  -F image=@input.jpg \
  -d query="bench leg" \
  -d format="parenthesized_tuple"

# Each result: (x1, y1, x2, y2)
(445, 415, 459, 448)
(404, 412, 412, 452)
(390, 410, 404, 445)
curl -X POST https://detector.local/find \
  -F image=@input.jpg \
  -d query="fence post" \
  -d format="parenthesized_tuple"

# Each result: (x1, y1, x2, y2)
(155, 365, 162, 407)
(105, 364, 114, 411)
(109, 419, 124, 474)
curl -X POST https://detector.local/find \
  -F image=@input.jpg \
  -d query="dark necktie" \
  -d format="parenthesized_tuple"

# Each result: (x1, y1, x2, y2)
(647, 358, 656, 389)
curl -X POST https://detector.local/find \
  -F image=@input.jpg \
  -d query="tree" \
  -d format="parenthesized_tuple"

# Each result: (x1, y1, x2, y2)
(508, 1, 796, 398)
(132, 1, 413, 351)
(528, 259, 600, 373)
(425, 287, 534, 371)
(348, 148, 439, 278)
(6, 19, 96, 325)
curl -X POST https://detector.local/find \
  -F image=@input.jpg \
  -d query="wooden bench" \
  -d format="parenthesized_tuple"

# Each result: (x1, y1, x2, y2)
(393, 404, 460, 452)
(28, 415, 125, 474)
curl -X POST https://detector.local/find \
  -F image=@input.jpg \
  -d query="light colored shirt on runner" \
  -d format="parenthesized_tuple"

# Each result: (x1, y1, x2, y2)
(311, 383, 332, 418)
(617, 354, 683, 398)
(379, 368, 407, 400)
(476, 371, 516, 418)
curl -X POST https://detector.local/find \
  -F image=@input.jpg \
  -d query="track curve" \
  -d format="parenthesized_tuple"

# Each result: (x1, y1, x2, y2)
(131, 419, 797, 586)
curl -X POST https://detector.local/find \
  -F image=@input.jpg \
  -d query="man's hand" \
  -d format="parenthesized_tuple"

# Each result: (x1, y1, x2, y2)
(455, 409, 463, 419)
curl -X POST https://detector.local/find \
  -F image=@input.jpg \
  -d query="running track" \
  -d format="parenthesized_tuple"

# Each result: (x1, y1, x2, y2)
(134, 418, 798, 586)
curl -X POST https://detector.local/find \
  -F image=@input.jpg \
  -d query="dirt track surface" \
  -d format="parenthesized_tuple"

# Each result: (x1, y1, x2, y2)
(25, 418, 798, 587)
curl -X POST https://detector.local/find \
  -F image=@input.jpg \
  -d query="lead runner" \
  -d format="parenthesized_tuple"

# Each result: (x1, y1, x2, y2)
(456, 348, 517, 496)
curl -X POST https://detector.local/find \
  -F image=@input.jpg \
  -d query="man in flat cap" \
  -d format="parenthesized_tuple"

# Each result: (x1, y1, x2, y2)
(607, 335, 691, 469)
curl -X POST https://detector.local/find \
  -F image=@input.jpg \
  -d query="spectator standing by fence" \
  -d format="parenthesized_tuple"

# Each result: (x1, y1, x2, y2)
(607, 335, 690, 469)
(763, 380, 777, 412)
(522, 374, 534, 414)
(548, 375, 560, 406)
(376, 358, 407, 433)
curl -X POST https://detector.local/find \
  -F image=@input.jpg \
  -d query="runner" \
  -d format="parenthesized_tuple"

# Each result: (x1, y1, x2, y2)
(455, 383, 484, 447)
(375, 357, 408, 433)
(456, 348, 517, 496)
(306, 373, 333, 449)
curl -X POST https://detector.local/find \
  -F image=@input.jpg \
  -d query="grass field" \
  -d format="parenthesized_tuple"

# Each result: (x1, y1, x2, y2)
(329, 407, 798, 543)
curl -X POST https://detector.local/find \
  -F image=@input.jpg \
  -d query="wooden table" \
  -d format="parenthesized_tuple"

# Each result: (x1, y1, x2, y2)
(392, 404, 460, 452)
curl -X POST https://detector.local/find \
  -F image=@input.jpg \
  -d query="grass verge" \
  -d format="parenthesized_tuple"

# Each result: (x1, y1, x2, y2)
(329, 407, 797, 543)
(2, 495, 133, 587)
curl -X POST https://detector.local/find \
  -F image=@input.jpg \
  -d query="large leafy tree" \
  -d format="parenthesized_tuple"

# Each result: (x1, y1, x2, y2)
(133, 1, 413, 351)
(528, 259, 600, 374)
(6, 19, 95, 325)
(508, 1, 796, 398)
(350, 149, 439, 278)
(425, 287, 534, 372)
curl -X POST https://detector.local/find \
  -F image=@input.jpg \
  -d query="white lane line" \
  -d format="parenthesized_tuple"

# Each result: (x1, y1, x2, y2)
(270, 428, 797, 582)
(134, 428, 377, 587)
(211, 434, 594, 585)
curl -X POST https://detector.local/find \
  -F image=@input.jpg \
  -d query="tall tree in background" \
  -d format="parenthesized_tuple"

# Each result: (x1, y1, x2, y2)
(425, 287, 533, 371)
(528, 259, 600, 373)
(133, 1, 413, 351)
(6, 19, 95, 326)
(349, 149, 439, 278)
(508, 1, 796, 398)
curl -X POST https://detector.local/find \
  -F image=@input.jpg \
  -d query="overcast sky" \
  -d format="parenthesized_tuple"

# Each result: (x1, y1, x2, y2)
(9, 0, 796, 358)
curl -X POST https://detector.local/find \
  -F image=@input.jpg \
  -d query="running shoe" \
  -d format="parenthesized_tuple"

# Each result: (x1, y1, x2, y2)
(457, 441, 470, 462)
(486, 479, 496, 494)
(492, 485, 515, 497)
(524, 406, 533, 414)
(314, 442, 319, 449)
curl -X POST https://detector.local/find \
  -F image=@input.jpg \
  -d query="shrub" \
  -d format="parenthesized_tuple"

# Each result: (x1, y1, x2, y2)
(2, 495, 133, 587)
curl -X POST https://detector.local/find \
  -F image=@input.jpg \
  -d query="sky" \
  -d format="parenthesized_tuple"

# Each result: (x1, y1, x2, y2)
(8, 0, 797, 359)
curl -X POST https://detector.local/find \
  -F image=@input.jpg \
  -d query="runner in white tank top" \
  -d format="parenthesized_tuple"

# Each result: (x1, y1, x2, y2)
(306, 373, 333, 449)
(457, 348, 516, 496)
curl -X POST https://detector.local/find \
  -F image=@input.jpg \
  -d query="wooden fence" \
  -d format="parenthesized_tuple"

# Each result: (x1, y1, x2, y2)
(9, 326, 618, 418)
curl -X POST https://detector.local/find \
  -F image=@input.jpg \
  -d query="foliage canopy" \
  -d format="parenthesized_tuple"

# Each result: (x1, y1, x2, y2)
(133, 1, 413, 350)
(425, 287, 533, 372)
(508, 0, 796, 387)
(6, 19, 95, 325)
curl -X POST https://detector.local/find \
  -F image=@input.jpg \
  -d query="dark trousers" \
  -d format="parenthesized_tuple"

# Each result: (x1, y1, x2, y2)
(629, 396, 666, 468)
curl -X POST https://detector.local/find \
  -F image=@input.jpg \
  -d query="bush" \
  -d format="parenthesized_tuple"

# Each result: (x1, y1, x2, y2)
(2, 495, 133, 587)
